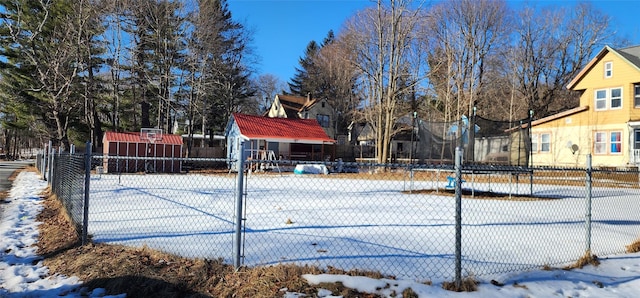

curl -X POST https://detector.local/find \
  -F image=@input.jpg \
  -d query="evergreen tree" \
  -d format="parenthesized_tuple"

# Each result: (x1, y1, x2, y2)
(0, 0, 96, 150)
(288, 30, 340, 100)
(288, 40, 321, 97)
(186, 0, 255, 134)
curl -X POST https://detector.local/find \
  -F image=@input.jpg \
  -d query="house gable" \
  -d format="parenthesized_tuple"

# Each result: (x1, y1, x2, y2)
(568, 46, 640, 123)
(524, 44, 640, 167)
(266, 94, 336, 138)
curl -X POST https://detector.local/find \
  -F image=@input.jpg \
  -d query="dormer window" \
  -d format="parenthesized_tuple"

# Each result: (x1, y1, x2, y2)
(604, 61, 613, 78)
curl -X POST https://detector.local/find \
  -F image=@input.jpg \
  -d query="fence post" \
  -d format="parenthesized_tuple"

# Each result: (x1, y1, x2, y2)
(454, 147, 463, 288)
(83, 142, 92, 245)
(585, 154, 593, 253)
(48, 146, 55, 184)
(234, 141, 246, 269)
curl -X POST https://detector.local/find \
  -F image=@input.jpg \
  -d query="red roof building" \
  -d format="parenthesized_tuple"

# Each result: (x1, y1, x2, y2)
(102, 131, 183, 173)
(232, 113, 335, 144)
(226, 113, 335, 167)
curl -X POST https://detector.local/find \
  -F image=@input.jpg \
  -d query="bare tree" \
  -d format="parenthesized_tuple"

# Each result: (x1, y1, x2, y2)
(425, 0, 508, 160)
(343, 0, 425, 164)
(252, 74, 287, 114)
(311, 36, 362, 135)
(508, 2, 614, 119)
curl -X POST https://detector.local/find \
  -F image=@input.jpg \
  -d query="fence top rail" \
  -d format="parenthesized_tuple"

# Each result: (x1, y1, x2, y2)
(92, 155, 230, 163)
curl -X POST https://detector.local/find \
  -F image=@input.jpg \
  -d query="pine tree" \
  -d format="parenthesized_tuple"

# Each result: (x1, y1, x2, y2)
(0, 0, 95, 150)
(288, 40, 321, 97)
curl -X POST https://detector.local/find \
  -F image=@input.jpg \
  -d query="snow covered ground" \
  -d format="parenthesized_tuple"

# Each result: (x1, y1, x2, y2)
(89, 172, 640, 281)
(2, 170, 640, 297)
(0, 171, 123, 297)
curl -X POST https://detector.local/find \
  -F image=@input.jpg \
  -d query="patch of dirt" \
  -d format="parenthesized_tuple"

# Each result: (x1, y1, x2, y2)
(402, 188, 554, 201)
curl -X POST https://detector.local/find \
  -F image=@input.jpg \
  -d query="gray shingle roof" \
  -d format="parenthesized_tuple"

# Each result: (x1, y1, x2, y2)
(616, 45, 640, 70)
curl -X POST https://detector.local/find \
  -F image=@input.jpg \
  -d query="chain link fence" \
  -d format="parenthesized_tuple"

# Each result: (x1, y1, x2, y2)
(41, 150, 640, 282)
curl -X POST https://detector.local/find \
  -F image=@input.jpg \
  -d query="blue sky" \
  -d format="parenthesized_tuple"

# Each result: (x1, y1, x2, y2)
(228, 0, 640, 85)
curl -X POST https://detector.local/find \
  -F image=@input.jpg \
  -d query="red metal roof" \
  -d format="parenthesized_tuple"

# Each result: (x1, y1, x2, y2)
(232, 113, 335, 143)
(103, 131, 183, 145)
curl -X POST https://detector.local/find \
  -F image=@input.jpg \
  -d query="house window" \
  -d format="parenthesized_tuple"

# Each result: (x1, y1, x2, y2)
(594, 87, 623, 110)
(611, 131, 622, 153)
(594, 132, 607, 154)
(316, 114, 330, 127)
(595, 90, 607, 110)
(531, 133, 550, 153)
(635, 129, 640, 150)
(611, 88, 622, 108)
(604, 61, 613, 78)
(594, 131, 622, 154)
(635, 84, 640, 108)
(540, 133, 550, 152)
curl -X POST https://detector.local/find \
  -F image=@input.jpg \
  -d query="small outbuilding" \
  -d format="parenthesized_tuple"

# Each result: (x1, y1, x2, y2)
(225, 113, 336, 171)
(102, 130, 183, 173)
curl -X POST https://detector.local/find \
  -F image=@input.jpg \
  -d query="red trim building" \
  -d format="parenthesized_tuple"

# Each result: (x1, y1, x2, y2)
(102, 131, 183, 173)
(225, 113, 336, 170)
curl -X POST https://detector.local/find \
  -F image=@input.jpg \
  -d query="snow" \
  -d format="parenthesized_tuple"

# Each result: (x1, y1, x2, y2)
(0, 171, 124, 298)
(2, 170, 640, 297)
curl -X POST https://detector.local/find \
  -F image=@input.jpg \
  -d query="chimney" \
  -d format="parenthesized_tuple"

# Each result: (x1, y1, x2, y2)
(307, 92, 312, 102)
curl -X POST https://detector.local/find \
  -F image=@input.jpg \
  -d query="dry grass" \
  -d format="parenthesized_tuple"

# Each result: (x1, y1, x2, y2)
(441, 276, 479, 292)
(564, 251, 600, 270)
(626, 239, 640, 253)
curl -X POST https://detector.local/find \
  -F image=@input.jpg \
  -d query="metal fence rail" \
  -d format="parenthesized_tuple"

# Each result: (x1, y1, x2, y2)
(42, 149, 640, 282)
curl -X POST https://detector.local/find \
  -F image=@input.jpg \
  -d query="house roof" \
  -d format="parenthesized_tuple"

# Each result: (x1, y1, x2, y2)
(230, 113, 335, 144)
(567, 45, 640, 90)
(505, 106, 589, 133)
(103, 131, 183, 145)
(274, 94, 319, 118)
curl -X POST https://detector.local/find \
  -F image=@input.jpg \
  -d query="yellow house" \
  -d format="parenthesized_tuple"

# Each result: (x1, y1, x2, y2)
(526, 45, 640, 168)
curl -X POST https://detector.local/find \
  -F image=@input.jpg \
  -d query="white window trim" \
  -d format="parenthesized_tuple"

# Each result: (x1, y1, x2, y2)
(594, 87, 623, 111)
(634, 84, 640, 108)
(595, 89, 607, 111)
(531, 133, 551, 153)
(540, 133, 551, 153)
(610, 87, 622, 109)
(604, 61, 613, 78)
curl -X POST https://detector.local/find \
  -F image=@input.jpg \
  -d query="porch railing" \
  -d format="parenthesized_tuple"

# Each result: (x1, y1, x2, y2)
(633, 149, 640, 165)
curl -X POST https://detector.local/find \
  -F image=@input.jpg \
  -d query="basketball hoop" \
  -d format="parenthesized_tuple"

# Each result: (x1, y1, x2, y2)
(140, 128, 163, 143)
(147, 133, 157, 144)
